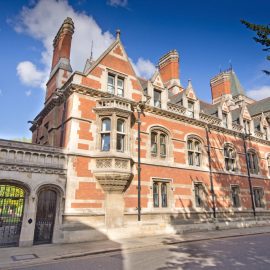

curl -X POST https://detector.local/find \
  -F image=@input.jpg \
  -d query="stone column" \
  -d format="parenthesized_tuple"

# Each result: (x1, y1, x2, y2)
(105, 192, 124, 228)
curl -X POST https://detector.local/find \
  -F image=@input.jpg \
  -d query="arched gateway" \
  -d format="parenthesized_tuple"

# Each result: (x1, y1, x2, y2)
(0, 185, 25, 247)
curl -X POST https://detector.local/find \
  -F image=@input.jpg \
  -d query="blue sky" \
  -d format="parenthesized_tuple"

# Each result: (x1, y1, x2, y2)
(0, 0, 269, 139)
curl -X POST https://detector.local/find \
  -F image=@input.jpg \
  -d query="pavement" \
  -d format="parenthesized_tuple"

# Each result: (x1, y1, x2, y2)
(1, 225, 270, 270)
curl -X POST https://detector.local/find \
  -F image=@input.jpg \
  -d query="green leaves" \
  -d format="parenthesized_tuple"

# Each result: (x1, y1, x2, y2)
(241, 19, 270, 75)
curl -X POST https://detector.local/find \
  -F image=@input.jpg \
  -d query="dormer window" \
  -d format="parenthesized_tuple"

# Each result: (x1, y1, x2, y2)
(187, 100, 194, 118)
(222, 113, 228, 128)
(107, 74, 124, 97)
(154, 89, 161, 108)
(243, 120, 250, 134)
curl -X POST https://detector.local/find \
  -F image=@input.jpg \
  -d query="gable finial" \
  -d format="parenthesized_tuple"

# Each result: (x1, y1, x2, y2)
(116, 29, 121, 40)
(90, 40, 94, 62)
(229, 59, 233, 70)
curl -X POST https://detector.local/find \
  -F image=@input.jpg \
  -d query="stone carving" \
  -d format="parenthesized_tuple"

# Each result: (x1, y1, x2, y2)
(115, 159, 128, 169)
(96, 159, 112, 168)
(167, 103, 186, 115)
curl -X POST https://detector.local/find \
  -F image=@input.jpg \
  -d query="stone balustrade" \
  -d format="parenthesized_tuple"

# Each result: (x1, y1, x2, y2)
(167, 103, 186, 115)
(0, 139, 66, 174)
(199, 113, 221, 125)
(254, 130, 264, 139)
(96, 98, 132, 112)
(232, 123, 243, 132)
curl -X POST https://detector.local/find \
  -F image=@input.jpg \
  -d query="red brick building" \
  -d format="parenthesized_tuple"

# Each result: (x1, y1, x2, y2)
(1, 17, 270, 246)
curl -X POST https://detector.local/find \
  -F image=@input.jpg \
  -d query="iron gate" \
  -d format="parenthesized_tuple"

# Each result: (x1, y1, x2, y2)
(0, 185, 25, 247)
(34, 189, 57, 245)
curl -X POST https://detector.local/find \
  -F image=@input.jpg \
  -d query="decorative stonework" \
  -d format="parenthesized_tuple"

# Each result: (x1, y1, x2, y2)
(167, 103, 186, 115)
(0, 139, 66, 175)
(94, 157, 133, 193)
(199, 113, 221, 125)
(232, 123, 243, 132)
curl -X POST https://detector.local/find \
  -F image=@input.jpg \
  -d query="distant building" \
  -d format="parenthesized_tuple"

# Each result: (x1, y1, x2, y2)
(1, 17, 270, 247)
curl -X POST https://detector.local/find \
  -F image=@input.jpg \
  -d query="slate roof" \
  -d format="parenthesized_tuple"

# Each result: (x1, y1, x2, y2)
(247, 97, 270, 116)
(200, 101, 219, 116)
(230, 70, 246, 97)
(138, 77, 148, 91)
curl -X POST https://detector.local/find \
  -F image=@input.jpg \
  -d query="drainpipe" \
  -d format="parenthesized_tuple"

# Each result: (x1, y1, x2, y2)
(205, 124, 216, 219)
(242, 133, 256, 217)
(137, 107, 142, 221)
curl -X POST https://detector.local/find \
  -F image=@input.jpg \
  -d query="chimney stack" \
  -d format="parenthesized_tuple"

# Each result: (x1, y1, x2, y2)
(51, 17, 74, 73)
(158, 50, 181, 94)
(45, 17, 74, 103)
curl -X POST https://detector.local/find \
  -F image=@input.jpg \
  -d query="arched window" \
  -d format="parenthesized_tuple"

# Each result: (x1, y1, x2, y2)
(116, 119, 125, 152)
(187, 138, 201, 166)
(247, 150, 259, 174)
(150, 130, 168, 158)
(101, 118, 111, 151)
(224, 145, 236, 172)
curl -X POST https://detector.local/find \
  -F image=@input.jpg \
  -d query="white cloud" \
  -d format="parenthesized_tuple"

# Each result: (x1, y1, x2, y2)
(14, 0, 114, 89)
(14, 0, 154, 89)
(107, 0, 128, 7)
(247, 85, 270, 100)
(17, 61, 46, 88)
(131, 57, 155, 79)
(25, 90, 32, 96)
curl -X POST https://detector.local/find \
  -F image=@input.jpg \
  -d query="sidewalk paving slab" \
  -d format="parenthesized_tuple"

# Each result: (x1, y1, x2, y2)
(1, 225, 270, 270)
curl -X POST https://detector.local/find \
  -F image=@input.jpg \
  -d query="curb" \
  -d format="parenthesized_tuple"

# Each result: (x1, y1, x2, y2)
(2, 229, 270, 269)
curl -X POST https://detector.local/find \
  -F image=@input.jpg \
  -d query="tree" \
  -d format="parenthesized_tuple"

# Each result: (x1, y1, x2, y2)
(241, 20, 270, 75)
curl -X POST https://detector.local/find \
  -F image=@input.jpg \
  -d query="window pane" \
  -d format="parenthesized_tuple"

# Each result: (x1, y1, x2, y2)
(194, 141, 200, 152)
(188, 152, 193, 165)
(102, 119, 111, 131)
(108, 76, 115, 94)
(154, 90, 161, 108)
(153, 183, 159, 207)
(188, 140, 193, 150)
(117, 119, 125, 132)
(195, 153, 200, 166)
(116, 134, 124, 152)
(160, 134, 166, 157)
(161, 183, 167, 207)
(195, 184, 203, 207)
(101, 134, 110, 151)
(117, 78, 124, 97)
(151, 133, 157, 154)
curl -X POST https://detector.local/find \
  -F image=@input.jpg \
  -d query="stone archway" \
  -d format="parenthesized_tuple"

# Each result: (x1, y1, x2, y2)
(0, 184, 25, 247)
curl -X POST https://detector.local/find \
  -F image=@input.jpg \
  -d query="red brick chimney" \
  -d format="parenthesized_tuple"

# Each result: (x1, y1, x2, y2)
(45, 17, 74, 103)
(158, 50, 181, 93)
(210, 70, 232, 104)
(51, 17, 74, 71)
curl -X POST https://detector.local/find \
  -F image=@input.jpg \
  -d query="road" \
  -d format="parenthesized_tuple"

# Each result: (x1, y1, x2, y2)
(12, 233, 270, 270)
